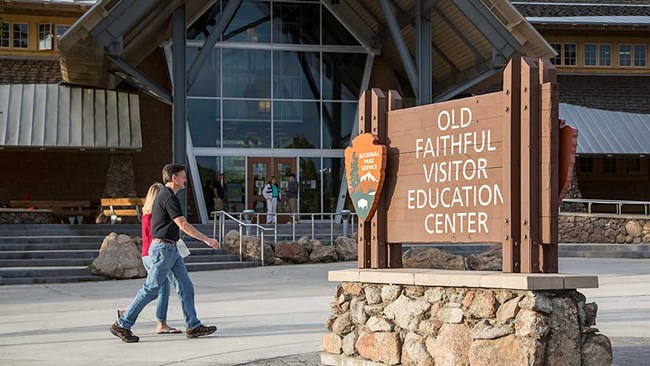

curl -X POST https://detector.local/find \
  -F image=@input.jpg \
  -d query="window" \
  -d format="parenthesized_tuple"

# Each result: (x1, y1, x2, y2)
(619, 44, 632, 67)
(55, 25, 71, 39)
(603, 157, 617, 174)
(578, 157, 594, 174)
(598, 44, 612, 66)
(550, 43, 562, 65)
(584, 44, 597, 66)
(0, 23, 9, 48)
(12, 23, 29, 49)
(38, 24, 53, 50)
(625, 157, 641, 174)
(564, 43, 577, 66)
(634, 44, 647, 67)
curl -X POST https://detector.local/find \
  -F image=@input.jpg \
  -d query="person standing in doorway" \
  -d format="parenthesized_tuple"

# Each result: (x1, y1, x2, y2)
(110, 163, 219, 343)
(212, 173, 225, 212)
(263, 176, 280, 224)
(284, 173, 299, 223)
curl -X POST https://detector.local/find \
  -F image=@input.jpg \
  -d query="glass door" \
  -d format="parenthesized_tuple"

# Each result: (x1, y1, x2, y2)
(247, 157, 296, 223)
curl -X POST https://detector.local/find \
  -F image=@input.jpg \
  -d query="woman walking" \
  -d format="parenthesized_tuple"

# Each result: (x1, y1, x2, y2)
(262, 176, 280, 224)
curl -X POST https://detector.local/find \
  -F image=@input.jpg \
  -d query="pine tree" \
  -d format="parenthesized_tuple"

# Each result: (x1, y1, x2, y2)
(349, 152, 360, 191)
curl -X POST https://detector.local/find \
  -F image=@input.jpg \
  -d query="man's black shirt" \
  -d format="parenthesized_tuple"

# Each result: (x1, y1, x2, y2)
(213, 180, 225, 199)
(151, 186, 184, 241)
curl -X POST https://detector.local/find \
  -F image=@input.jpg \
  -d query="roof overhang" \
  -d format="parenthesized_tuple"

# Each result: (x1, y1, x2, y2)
(59, 0, 554, 100)
(0, 84, 141, 150)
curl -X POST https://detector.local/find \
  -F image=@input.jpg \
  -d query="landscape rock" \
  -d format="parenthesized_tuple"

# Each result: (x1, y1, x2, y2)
(274, 241, 309, 263)
(92, 233, 146, 279)
(402, 247, 465, 270)
(334, 236, 358, 261)
(309, 245, 339, 263)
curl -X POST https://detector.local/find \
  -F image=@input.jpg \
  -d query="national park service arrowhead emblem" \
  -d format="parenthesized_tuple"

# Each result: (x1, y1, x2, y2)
(345, 133, 387, 222)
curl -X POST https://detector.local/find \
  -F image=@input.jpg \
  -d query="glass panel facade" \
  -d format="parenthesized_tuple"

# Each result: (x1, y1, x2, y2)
(323, 102, 356, 149)
(224, 0, 271, 43)
(272, 2, 319, 44)
(188, 99, 220, 147)
(223, 48, 271, 98)
(299, 157, 321, 214)
(273, 51, 320, 99)
(187, 47, 220, 97)
(223, 99, 271, 148)
(273, 101, 320, 149)
(322, 53, 366, 100)
(184, 1, 369, 219)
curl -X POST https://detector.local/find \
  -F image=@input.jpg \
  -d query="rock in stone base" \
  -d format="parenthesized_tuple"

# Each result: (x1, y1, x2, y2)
(470, 335, 541, 366)
(355, 331, 401, 365)
(402, 247, 465, 270)
(321, 333, 342, 354)
(92, 233, 146, 279)
(581, 333, 612, 366)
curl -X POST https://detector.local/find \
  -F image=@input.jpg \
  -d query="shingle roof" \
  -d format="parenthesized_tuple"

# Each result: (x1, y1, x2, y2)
(0, 59, 62, 84)
(558, 75, 650, 115)
(511, 1, 650, 17)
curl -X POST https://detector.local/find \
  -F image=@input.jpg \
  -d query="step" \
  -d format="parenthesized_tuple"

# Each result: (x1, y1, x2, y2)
(185, 261, 261, 272)
(559, 251, 650, 259)
(0, 248, 227, 260)
(0, 253, 240, 267)
(559, 244, 650, 252)
(0, 276, 105, 286)
(0, 266, 93, 278)
(0, 241, 227, 251)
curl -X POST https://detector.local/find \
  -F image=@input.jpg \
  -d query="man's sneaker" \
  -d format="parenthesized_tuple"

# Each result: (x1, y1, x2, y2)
(110, 322, 139, 343)
(186, 324, 217, 338)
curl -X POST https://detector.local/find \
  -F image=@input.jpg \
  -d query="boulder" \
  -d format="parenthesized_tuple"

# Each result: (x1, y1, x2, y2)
(364, 286, 382, 305)
(223, 230, 274, 264)
(355, 331, 401, 365)
(274, 241, 309, 263)
(334, 236, 358, 261)
(466, 245, 502, 271)
(298, 235, 321, 254)
(92, 233, 146, 279)
(366, 316, 394, 332)
(402, 247, 465, 270)
(309, 245, 339, 263)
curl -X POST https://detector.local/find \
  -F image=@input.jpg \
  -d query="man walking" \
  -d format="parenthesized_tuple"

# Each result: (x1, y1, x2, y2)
(284, 173, 299, 223)
(110, 164, 220, 343)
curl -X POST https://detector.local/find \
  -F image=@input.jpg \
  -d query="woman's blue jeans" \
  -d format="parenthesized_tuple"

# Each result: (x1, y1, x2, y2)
(118, 242, 201, 330)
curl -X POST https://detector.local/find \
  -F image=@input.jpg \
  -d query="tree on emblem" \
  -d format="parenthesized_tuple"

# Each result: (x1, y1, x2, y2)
(349, 151, 360, 192)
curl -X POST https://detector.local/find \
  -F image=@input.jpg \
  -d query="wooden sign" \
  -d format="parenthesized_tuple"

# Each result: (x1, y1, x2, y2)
(355, 57, 574, 274)
(345, 133, 387, 222)
(385, 94, 505, 243)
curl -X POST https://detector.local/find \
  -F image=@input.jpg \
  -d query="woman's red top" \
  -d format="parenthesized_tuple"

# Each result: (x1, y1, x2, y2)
(141, 213, 153, 257)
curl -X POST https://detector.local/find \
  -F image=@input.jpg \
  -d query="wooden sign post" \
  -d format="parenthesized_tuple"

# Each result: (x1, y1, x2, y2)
(348, 57, 575, 273)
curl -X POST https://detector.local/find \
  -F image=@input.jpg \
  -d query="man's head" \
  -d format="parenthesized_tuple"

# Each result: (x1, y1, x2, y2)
(289, 173, 296, 181)
(215, 173, 223, 181)
(162, 164, 186, 191)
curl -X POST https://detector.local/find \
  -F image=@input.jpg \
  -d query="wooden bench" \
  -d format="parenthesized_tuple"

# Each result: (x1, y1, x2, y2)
(101, 198, 146, 223)
(9, 200, 92, 221)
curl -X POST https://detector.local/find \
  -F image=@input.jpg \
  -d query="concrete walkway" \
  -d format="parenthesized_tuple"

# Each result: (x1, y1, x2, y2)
(0, 259, 648, 365)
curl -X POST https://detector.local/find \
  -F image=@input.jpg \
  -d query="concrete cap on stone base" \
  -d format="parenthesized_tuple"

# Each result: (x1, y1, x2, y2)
(328, 269, 598, 290)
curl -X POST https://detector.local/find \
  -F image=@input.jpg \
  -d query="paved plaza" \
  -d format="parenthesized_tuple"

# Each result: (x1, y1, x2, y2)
(0, 258, 648, 365)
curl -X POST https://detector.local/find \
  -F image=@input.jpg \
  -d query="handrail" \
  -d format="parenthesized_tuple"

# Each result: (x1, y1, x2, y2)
(210, 210, 274, 266)
(561, 198, 650, 216)
(253, 212, 358, 242)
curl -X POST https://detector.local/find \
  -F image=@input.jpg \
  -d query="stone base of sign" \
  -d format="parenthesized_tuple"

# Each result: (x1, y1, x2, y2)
(322, 271, 611, 366)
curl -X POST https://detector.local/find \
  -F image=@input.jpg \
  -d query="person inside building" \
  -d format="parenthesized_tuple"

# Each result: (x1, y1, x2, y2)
(117, 182, 182, 334)
(262, 176, 280, 224)
(284, 173, 299, 223)
(111, 164, 219, 343)
(212, 173, 225, 212)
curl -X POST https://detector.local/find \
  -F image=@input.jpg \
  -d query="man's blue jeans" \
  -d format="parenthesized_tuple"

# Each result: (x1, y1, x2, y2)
(141, 255, 175, 323)
(119, 242, 201, 330)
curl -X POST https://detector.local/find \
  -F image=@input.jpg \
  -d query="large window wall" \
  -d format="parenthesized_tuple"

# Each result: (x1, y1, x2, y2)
(186, 0, 369, 221)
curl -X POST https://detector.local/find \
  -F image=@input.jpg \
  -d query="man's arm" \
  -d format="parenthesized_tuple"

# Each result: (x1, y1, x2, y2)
(173, 216, 220, 248)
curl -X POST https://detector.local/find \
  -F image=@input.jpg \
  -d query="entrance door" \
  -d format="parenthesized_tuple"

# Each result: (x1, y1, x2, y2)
(247, 157, 296, 223)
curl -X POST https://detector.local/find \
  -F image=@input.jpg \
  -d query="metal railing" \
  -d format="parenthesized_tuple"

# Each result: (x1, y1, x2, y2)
(561, 198, 650, 216)
(211, 210, 358, 244)
(253, 212, 358, 243)
(211, 211, 274, 266)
